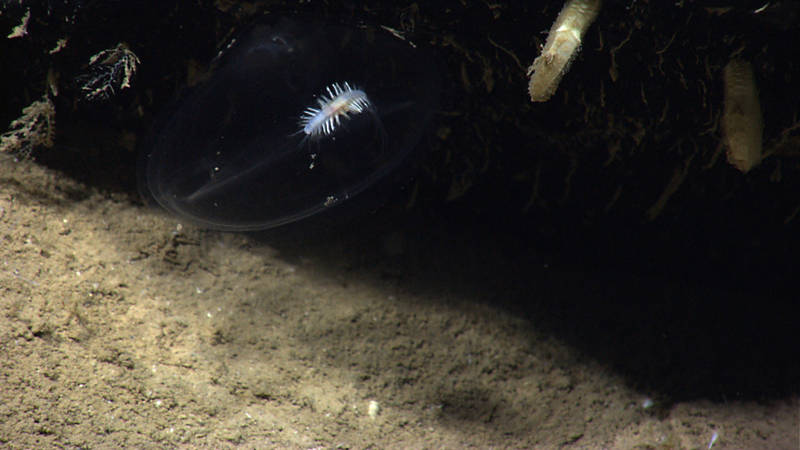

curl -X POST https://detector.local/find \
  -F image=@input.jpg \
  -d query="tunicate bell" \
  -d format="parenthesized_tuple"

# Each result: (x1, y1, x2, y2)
(140, 16, 440, 230)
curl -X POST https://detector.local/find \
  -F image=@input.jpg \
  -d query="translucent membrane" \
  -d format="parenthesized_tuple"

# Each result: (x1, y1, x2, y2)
(141, 16, 439, 230)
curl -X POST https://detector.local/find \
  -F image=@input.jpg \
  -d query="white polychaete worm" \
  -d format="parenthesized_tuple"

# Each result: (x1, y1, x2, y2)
(299, 81, 372, 139)
(527, 0, 602, 102)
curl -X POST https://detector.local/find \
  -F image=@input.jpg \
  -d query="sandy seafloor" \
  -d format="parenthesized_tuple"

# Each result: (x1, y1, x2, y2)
(1, 160, 797, 448)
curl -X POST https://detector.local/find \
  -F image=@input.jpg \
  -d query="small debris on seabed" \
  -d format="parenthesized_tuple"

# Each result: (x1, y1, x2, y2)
(368, 400, 380, 419)
(707, 430, 719, 449)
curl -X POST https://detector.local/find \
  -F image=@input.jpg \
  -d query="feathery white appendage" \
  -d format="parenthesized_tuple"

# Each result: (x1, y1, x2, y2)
(299, 82, 371, 138)
(527, 0, 602, 102)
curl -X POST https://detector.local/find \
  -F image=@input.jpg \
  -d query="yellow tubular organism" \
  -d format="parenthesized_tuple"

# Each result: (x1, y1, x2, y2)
(528, 0, 602, 102)
(722, 59, 763, 173)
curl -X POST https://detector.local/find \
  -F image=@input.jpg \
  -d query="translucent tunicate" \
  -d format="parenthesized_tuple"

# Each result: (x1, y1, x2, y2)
(140, 16, 439, 230)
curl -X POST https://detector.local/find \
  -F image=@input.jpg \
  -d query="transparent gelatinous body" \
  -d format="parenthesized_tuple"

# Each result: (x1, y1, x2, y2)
(141, 16, 439, 230)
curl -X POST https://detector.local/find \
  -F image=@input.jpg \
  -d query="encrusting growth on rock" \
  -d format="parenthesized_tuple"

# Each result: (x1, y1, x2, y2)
(527, 0, 601, 102)
(722, 58, 762, 173)
(77, 42, 141, 102)
(0, 95, 55, 160)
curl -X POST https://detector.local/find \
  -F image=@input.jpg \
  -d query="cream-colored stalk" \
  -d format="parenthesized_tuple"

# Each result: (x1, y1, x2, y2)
(527, 0, 602, 102)
(722, 59, 763, 173)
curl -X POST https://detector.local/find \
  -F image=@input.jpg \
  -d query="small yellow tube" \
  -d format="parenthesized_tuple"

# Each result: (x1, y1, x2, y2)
(527, 0, 602, 102)
(722, 59, 763, 173)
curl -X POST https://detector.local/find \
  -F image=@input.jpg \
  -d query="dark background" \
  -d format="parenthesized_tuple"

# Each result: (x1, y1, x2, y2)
(1, 0, 798, 404)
